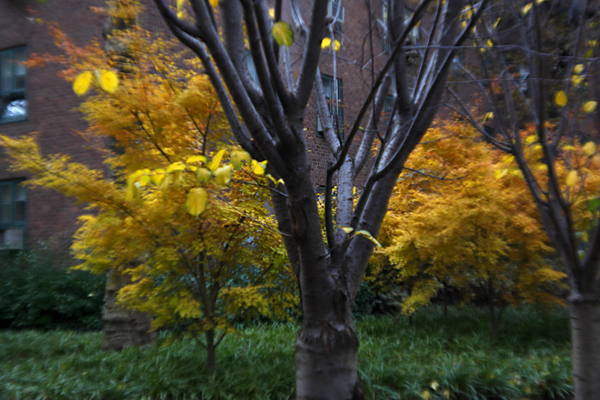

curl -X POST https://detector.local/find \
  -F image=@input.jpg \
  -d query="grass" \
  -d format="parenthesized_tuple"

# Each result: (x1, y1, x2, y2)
(0, 306, 572, 399)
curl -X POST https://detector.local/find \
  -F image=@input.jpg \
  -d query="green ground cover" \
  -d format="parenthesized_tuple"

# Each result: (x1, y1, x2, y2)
(0, 306, 571, 400)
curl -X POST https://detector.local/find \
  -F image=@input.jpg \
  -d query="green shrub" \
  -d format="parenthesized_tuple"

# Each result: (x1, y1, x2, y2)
(0, 243, 104, 331)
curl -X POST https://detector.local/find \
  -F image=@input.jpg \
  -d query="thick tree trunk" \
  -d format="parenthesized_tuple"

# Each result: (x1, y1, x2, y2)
(101, 269, 155, 351)
(570, 297, 600, 400)
(295, 321, 361, 400)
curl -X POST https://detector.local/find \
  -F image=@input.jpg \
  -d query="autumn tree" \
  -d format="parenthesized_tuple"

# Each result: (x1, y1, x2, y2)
(374, 120, 567, 335)
(0, 17, 296, 376)
(146, 0, 492, 397)
(448, 2, 600, 398)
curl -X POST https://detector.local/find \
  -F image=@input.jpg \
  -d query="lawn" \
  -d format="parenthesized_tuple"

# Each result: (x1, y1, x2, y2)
(0, 306, 572, 399)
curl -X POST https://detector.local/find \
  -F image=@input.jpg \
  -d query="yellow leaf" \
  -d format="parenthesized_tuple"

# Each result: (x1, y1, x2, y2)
(265, 174, 277, 184)
(252, 160, 266, 176)
(574, 64, 585, 74)
(196, 168, 211, 183)
(431, 381, 440, 391)
(98, 70, 118, 94)
(583, 101, 597, 113)
(566, 170, 578, 187)
(492, 17, 501, 29)
(177, 0, 185, 16)
(487, 39, 493, 47)
(172, 170, 183, 186)
(563, 145, 576, 151)
(215, 166, 232, 185)
(583, 232, 589, 243)
(73, 71, 93, 97)
(421, 390, 431, 400)
(138, 173, 150, 187)
(321, 38, 332, 50)
(186, 155, 207, 164)
(536, 163, 548, 171)
(572, 74, 584, 87)
(356, 230, 382, 247)
(126, 170, 144, 201)
(443, 389, 451, 399)
(340, 226, 353, 235)
(268, 7, 275, 19)
(583, 141, 596, 156)
(209, 0, 218, 7)
(166, 162, 185, 172)
(208, 149, 226, 172)
(186, 188, 207, 216)
(272, 21, 294, 47)
(525, 135, 537, 144)
(150, 168, 166, 186)
(334, 39, 341, 52)
(230, 150, 251, 170)
(521, 3, 532, 16)
(554, 91, 567, 107)
(483, 112, 494, 123)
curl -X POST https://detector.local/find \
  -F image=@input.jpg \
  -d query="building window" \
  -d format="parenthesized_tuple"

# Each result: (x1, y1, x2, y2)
(327, 0, 344, 31)
(0, 47, 27, 124)
(383, 95, 394, 126)
(317, 74, 343, 137)
(0, 180, 26, 249)
(382, 2, 420, 54)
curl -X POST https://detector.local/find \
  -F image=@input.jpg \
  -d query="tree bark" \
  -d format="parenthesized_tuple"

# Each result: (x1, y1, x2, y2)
(101, 269, 155, 351)
(570, 297, 600, 400)
(296, 321, 360, 400)
(206, 329, 216, 378)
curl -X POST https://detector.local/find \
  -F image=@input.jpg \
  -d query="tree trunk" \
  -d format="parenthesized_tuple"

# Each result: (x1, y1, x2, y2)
(206, 329, 216, 378)
(570, 297, 600, 400)
(101, 269, 155, 351)
(295, 321, 361, 400)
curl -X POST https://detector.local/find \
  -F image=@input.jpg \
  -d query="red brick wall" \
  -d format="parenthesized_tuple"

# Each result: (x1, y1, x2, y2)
(282, 0, 390, 186)
(0, 0, 391, 244)
(0, 0, 107, 244)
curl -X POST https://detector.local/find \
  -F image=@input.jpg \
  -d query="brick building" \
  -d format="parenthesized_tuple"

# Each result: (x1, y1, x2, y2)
(0, 0, 109, 249)
(0, 0, 395, 248)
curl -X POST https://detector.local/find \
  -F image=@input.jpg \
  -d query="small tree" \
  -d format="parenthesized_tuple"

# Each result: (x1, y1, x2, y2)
(0, 19, 296, 376)
(449, 2, 600, 397)
(375, 120, 567, 334)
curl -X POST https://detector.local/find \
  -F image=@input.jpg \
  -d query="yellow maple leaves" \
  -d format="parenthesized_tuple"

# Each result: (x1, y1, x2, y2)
(73, 70, 119, 96)
(73, 69, 119, 97)
(126, 148, 266, 217)
(321, 37, 341, 52)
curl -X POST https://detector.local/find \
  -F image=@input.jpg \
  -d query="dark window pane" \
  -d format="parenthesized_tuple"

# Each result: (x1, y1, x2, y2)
(14, 184, 26, 222)
(1, 185, 12, 223)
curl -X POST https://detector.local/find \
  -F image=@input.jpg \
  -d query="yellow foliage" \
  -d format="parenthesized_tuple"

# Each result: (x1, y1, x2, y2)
(0, 13, 298, 347)
(374, 121, 566, 315)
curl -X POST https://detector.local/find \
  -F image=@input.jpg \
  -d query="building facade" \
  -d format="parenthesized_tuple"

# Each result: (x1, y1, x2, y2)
(0, 0, 394, 247)
(0, 0, 108, 248)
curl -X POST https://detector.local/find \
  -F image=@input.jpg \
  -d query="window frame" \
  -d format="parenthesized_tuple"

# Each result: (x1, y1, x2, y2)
(0, 46, 27, 124)
(0, 179, 26, 231)
(316, 74, 343, 137)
